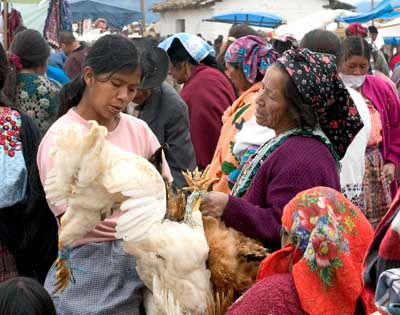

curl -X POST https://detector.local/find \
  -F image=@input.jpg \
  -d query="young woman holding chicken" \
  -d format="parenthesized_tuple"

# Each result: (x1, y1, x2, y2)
(37, 35, 172, 315)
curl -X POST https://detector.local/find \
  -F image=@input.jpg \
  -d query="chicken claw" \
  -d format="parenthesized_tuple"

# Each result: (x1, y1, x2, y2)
(182, 165, 219, 192)
(53, 241, 71, 294)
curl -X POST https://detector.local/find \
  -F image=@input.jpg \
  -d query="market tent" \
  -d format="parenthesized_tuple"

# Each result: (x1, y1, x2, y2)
(11, 0, 49, 31)
(69, 0, 142, 29)
(204, 11, 285, 28)
(276, 9, 355, 39)
(376, 16, 400, 44)
(336, 0, 400, 23)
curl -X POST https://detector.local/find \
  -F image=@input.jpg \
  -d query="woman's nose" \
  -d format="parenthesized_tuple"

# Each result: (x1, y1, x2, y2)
(117, 87, 130, 102)
(353, 67, 362, 75)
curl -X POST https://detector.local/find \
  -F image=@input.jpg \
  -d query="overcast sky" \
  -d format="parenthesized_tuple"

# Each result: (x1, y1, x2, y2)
(341, 0, 370, 4)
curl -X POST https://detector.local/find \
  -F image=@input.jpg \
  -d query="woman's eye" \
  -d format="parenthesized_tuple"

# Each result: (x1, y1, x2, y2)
(111, 81, 121, 87)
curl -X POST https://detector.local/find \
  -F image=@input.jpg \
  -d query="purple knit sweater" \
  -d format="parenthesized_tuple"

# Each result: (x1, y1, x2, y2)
(226, 274, 303, 315)
(222, 136, 340, 249)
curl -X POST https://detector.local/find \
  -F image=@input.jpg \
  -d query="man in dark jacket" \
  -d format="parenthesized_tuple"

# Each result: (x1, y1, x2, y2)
(130, 38, 196, 188)
(59, 31, 90, 79)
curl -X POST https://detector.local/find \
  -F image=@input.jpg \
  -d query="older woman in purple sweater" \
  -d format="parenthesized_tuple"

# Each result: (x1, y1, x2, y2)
(200, 48, 364, 250)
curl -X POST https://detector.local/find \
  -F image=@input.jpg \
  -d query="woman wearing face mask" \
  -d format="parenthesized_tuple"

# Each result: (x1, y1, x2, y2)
(339, 36, 400, 228)
(37, 35, 172, 314)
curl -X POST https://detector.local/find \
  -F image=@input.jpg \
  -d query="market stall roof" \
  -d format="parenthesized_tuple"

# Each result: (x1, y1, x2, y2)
(69, 0, 142, 29)
(275, 9, 355, 40)
(374, 16, 400, 45)
(204, 11, 285, 28)
(336, 0, 400, 23)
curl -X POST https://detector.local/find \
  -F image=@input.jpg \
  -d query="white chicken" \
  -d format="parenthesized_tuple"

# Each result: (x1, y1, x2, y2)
(46, 120, 250, 315)
(116, 174, 214, 315)
(44, 121, 166, 292)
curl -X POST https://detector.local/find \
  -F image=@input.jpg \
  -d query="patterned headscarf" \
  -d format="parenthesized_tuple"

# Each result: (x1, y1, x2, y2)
(224, 35, 279, 84)
(258, 187, 376, 315)
(158, 33, 215, 63)
(277, 48, 363, 159)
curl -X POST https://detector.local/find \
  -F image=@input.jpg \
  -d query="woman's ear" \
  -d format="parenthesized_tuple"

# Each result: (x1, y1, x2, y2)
(83, 66, 94, 86)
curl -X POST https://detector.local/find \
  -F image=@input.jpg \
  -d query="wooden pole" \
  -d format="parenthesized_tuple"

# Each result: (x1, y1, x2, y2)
(3, 0, 8, 49)
(140, 0, 146, 31)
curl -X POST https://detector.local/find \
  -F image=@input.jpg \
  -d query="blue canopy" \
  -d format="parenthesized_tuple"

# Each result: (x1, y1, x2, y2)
(336, 0, 400, 23)
(383, 36, 400, 45)
(204, 11, 285, 28)
(69, 0, 142, 29)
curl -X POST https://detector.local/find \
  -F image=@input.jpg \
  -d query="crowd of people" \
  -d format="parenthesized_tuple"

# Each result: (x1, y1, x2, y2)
(2, 19, 400, 315)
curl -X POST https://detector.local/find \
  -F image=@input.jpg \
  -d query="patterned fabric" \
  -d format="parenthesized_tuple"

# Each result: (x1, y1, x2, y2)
(341, 183, 363, 206)
(209, 83, 261, 193)
(44, 0, 61, 47)
(0, 106, 27, 208)
(159, 33, 215, 63)
(44, 0, 73, 47)
(227, 145, 258, 189)
(4, 9, 23, 47)
(375, 268, 400, 314)
(224, 35, 279, 84)
(0, 242, 18, 283)
(44, 240, 143, 315)
(231, 127, 338, 197)
(257, 187, 376, 315)
(364, 191, 400, 295)
(359, 146, 392, 229)
(277, 48, 363, 159)
(15, 73, 61, 134)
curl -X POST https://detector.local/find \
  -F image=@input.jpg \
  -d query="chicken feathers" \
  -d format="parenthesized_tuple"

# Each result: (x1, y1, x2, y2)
(45, 121, 165, 292)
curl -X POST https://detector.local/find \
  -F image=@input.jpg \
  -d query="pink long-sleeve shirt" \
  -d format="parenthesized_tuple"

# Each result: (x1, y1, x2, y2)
(37, 109, 172, 247)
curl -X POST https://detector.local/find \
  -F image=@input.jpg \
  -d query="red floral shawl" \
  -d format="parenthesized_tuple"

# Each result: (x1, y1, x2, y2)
(258, 187, 377, 315)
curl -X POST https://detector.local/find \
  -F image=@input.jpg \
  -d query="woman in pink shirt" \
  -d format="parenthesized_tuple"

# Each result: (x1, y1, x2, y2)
(37, 35, 171, 315)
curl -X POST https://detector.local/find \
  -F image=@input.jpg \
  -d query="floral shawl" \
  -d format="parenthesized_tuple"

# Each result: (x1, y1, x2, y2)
(15, 73, 61, 134)
(257, 187, 376, 315)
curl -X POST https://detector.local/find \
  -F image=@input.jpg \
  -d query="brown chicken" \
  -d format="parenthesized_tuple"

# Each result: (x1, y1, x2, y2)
(166, 167, 268, 314)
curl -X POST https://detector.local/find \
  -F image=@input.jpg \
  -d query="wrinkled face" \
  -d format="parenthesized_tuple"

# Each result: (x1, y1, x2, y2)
(169, 61, 188, 84)
(225, 62, 250, 93)
(83, 66, 141, 123)
(132, 88, 152, 105)
(340, 55, 369, 76)
(255, 66, 291, 131)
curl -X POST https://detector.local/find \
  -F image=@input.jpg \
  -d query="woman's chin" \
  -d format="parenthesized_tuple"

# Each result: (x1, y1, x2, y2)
(255, 117, 268, 128)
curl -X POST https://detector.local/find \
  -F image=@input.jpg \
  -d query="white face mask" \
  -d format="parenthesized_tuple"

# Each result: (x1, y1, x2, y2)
(339, 73, 366, 89)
